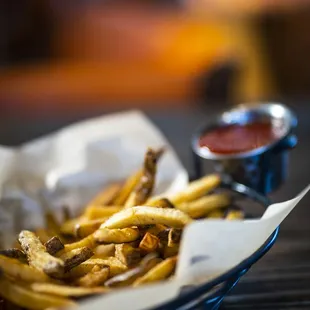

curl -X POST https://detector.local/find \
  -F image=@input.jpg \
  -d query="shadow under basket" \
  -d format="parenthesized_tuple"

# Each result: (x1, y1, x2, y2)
(151, 181, 279, 310)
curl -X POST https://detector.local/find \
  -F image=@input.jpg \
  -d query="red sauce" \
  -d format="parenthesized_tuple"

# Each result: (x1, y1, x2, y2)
(199, 121, 284, 154)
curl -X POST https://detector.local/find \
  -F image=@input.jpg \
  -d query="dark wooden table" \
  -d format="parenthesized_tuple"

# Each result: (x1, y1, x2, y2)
(0, 101, 309, 309)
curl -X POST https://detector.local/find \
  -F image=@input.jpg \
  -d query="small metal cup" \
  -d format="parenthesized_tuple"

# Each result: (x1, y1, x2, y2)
(192, 103, 297, 194)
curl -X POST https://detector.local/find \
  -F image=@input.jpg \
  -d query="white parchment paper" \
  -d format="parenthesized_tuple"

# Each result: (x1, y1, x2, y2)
(0, 110, 309, 310)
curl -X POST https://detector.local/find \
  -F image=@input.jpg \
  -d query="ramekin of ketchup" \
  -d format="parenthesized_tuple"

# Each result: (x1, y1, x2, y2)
(192, 103, 297, 194)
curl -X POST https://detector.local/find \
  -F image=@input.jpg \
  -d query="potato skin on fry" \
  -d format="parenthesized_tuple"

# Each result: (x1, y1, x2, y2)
(0, 273, 76, 309)
(45, 236, 64, 255)
(102, 206, 192, 229)
(0, 255, 50, 283)
(94, 227, 140, 244)
(0, 248, 27, 263)
(59, 247, 93, 272)
(18, 230, 65, 278)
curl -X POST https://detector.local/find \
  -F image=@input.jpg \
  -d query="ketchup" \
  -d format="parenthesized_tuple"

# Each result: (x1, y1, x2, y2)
(198, 121, 284, 154)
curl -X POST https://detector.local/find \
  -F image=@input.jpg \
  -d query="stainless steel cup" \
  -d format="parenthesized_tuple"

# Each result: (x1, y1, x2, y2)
(192, 103, 297, 194)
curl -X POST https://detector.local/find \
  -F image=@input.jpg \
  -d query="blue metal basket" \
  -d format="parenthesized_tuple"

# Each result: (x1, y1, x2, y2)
(151, 181, 279, 310)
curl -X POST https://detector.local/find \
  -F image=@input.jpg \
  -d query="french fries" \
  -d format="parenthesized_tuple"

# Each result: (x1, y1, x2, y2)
(94, 227, 140, 244)
(76, 265, 110, 287)
(169, 174, 221, 205)
(0, 255, 50, 283)
(115, 244, 141, 267)
(0, 271, 76, 309)
(59, 247, 93, 272)
(0, 147, 245, 309)
(0, 248, 27, 263)
(102, 206, 192, 229)
(177, 193, 230, 218)
(31, 282, 108, 297)
(133, 256, 177, 286)
(45, 236, 64, 255)
(19, 230, 65, 278)
(125, 148, 163, 208)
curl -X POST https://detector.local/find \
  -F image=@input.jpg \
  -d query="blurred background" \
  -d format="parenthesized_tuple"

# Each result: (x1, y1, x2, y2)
(1, 0, 310, 145)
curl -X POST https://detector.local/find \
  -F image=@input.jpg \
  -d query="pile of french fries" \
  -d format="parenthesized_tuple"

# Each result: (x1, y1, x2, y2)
(0, 148, 244, 310)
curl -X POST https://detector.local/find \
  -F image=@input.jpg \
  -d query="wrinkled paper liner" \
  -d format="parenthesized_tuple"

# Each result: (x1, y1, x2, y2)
(0, 111, 308, 310)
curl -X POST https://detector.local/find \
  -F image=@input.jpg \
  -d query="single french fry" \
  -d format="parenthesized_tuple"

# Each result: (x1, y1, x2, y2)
(113, 170, 143, 206)
(59, 247, 93, 272)
(0, 255, 50, 283)
(0, 248, 27, 263)
(86, 183, 121, 208)
(94, 227, 140, 244)
(139, 233, 159, 254)
(0, 273, 76, 309)
(93, 244, 115, 258)
(65, 258, 127, 279)
(133, 256, 177, 286)
(60, 217, 84, 236)
(59, 235, 97, 255)
(101, 206, 192, 229)
(115, 244, 141, 267)
(76, 266, 110, 287)
(19, 230, 64, 278)
(146, 198, 175, 208)
(226, 210, 245, 220)
(167, 229, 182, 247)
(84, 206, 122, 220)
(75, 219, 107, 238)
(45, 236, 64, 255)
(170, 174, 221, 205)
(105, 254, 162, 287)
(125, 148, 163, 208)
(207, 209, 226, 218)
(177, 193, 230, 218)
(31, 282, 108, 297)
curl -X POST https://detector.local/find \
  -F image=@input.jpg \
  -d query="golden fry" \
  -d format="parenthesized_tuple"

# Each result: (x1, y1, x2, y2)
(113, 170, 143, 206)
(105, 254, 162, 287)
(75, 219, 107, 238)
(146, 198, 175, 208)
(86, 183, 121, 208)
(93, 244, 115, 258)
(66, 258, 127, 279)
(31, 282, 108, 297)
(177, 193, 230, 218)
(115, 244, 140, 267)
(45, 236, 64, 255)
(133, 256, 177, 286)
(145, 224, 167, 236)
(84, 206, 122, 220)
(60, 217, 84, 236)
(102, 206, 192, 229)
(59, 235, 97, 255)
(170, 174, 221, 205)
(0, 255, 50, 283)
(125, 148, 163, 208)
(0, 274, 75, 309)
(19, 230, 64, 278)
(94, 227, 140, 244)
(163, 244, 179, 258)
(59, 247, 93, 272)
(0, 248, 27, 263)
(139, 232, 159, 254)
(76, 266, 110, 287)
(226, 210, 245, 220)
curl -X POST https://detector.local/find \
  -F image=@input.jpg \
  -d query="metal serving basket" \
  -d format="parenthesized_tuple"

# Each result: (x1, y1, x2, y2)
(151, 181, 279, 310)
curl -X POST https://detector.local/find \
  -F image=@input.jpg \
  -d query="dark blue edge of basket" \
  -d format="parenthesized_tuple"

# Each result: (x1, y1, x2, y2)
(149, 181, 279, 310)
